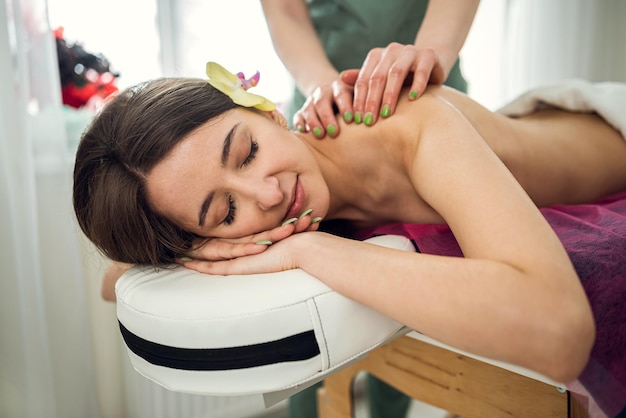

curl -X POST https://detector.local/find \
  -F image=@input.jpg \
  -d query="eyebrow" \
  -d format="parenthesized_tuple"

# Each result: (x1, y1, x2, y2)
(221, 123, 239, 165)
(198, 123, 239, 226)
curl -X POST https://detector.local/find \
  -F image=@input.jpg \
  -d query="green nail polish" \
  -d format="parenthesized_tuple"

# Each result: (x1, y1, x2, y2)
(326, 124, 337, 136)
(256, 240, 272, 245)
(364, 113, 373, 126)
(343, 111, 353, 123)
(410, 91, 418, 100)
(313, 127, 322, 137)
(299, 208, 313, 219)
(380, 105, 390, 118)
(354, 112, 362, 124)
(179, 256, 192, 262)
(297, 125, 304, 132)
(311, 216, 323, 224)
(281, 217, 298, 226)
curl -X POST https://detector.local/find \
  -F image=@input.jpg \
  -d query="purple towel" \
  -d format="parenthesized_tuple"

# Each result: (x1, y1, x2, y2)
(359, 192, 626, 417)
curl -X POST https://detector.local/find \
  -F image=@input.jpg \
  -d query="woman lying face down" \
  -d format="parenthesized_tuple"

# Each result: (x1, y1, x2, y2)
(74, 64, 626, 383)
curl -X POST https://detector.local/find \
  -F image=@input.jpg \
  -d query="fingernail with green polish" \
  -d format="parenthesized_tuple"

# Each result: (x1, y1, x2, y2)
(410, 91, 418, 100)
(256, 240, 272, 245)
(311, 216, 323, 224)
(327, 124, 337, 136)
(380, 104, 390, 118)
(281, 217, 298, 226)
(299, 208, 313, 219)
(364, 113, 374, 126)
(354, 112, 362, 124)
(343, 111, 353, 123)
(313, 127, 323, 137)
(297, 125, 304, 132)
(179, 256, 192, 262)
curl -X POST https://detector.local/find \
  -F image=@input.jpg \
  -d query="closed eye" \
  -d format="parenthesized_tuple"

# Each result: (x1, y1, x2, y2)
(223, 195, 236, 225)
(242, 140, 258, 167)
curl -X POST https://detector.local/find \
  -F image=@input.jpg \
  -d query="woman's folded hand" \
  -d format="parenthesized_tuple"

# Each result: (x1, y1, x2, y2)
(180, 210, 320, 264)
(178, 231, 316, 276)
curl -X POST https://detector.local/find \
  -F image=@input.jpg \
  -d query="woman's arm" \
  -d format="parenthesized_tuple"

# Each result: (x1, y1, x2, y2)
(301, 96, 593, 382)
(101, 261, 132, 302)
(337, 96, 593, 381)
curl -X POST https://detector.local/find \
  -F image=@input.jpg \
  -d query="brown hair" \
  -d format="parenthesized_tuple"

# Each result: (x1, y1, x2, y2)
(73, 78, 237, 265)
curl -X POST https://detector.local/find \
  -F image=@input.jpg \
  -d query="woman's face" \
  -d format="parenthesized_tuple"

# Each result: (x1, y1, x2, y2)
(146, 108, 330, 239)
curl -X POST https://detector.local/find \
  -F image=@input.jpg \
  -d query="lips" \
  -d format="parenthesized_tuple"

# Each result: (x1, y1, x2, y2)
(284, 176, 305, 221)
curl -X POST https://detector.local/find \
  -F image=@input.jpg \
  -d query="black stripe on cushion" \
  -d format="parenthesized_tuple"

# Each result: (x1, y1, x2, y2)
(119, 321, 320, 371)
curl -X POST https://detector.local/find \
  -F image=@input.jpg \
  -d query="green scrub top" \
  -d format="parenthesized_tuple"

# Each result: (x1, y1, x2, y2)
(285, 0, 467, 122)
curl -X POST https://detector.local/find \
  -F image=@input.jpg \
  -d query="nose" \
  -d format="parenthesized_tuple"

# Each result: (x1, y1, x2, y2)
(242, 175, 283, 211)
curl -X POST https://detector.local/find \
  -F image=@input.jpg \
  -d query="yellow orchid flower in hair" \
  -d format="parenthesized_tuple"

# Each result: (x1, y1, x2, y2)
(206, 62, 276, 111)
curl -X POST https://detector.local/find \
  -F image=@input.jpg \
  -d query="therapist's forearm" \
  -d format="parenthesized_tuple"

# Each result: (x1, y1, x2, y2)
(260, 0, 338, 96)
(414, 0, 480, 76)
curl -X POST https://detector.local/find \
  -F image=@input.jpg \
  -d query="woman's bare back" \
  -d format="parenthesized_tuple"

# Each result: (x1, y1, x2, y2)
(425, 85, 626, 206)
(306, 84, 626, 229)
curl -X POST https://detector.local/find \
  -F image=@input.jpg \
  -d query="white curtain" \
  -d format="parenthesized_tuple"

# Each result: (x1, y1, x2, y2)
(501, 0, 626, 102)
(0, 0, 118, 417)
(461, 0, 626, 110)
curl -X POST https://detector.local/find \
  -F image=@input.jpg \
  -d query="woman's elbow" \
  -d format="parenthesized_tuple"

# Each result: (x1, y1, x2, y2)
(540, 302, 596, 383)
(100, 261, 131, 303)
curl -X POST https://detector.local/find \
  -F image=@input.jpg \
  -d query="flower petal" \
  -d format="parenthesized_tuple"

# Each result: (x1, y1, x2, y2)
(206, 62, 240, 86)
(207, 79, 235, 96)
(230, 88, 276, 111)
(206, 61, 276, 111)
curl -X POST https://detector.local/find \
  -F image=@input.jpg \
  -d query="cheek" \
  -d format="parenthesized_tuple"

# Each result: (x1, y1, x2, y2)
(222, 210, 282, 239)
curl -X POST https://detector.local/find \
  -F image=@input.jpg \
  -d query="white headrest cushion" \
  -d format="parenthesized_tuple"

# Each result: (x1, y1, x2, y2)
(116, 234, 415, 396)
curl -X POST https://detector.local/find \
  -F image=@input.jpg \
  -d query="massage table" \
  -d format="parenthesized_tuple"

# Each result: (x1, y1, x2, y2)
(115, 234, 590, 418)
(317, 333, 588, 418)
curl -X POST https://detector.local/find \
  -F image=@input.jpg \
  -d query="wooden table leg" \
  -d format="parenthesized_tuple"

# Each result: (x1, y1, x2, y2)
(317, 336, 588, 418)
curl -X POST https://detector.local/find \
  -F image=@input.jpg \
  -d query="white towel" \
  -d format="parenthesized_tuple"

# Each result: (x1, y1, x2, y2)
(498, 79, 626, 140)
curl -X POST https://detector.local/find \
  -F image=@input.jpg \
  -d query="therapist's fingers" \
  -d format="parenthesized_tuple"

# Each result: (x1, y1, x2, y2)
(294, 97, 324, 138)
(362, 44, 410, 125)
(409, 48, 446, 100)
(340, 69, 360, 85)
(332, 79, 355, 128)
(352, 47, 383, 126)
(313, 86, 341, 139)
(292, 112, 306, 134)
(379, 48, 418, 116)
(297, 83, 340, 139)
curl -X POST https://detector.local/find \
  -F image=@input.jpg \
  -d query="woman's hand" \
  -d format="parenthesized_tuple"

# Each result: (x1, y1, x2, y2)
(182, 211, 321, 262)
(344, 43, 447, 127)
(180, 232, 311, 276)
(292, 78, 354, 139)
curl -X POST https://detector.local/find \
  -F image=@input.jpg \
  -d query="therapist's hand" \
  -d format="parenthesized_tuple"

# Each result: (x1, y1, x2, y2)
(293, 79, 354, 139)
(348, 42, 447, 126)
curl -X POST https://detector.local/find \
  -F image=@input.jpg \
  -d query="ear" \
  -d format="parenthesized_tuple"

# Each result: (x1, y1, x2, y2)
(266, 110, 289, 130)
